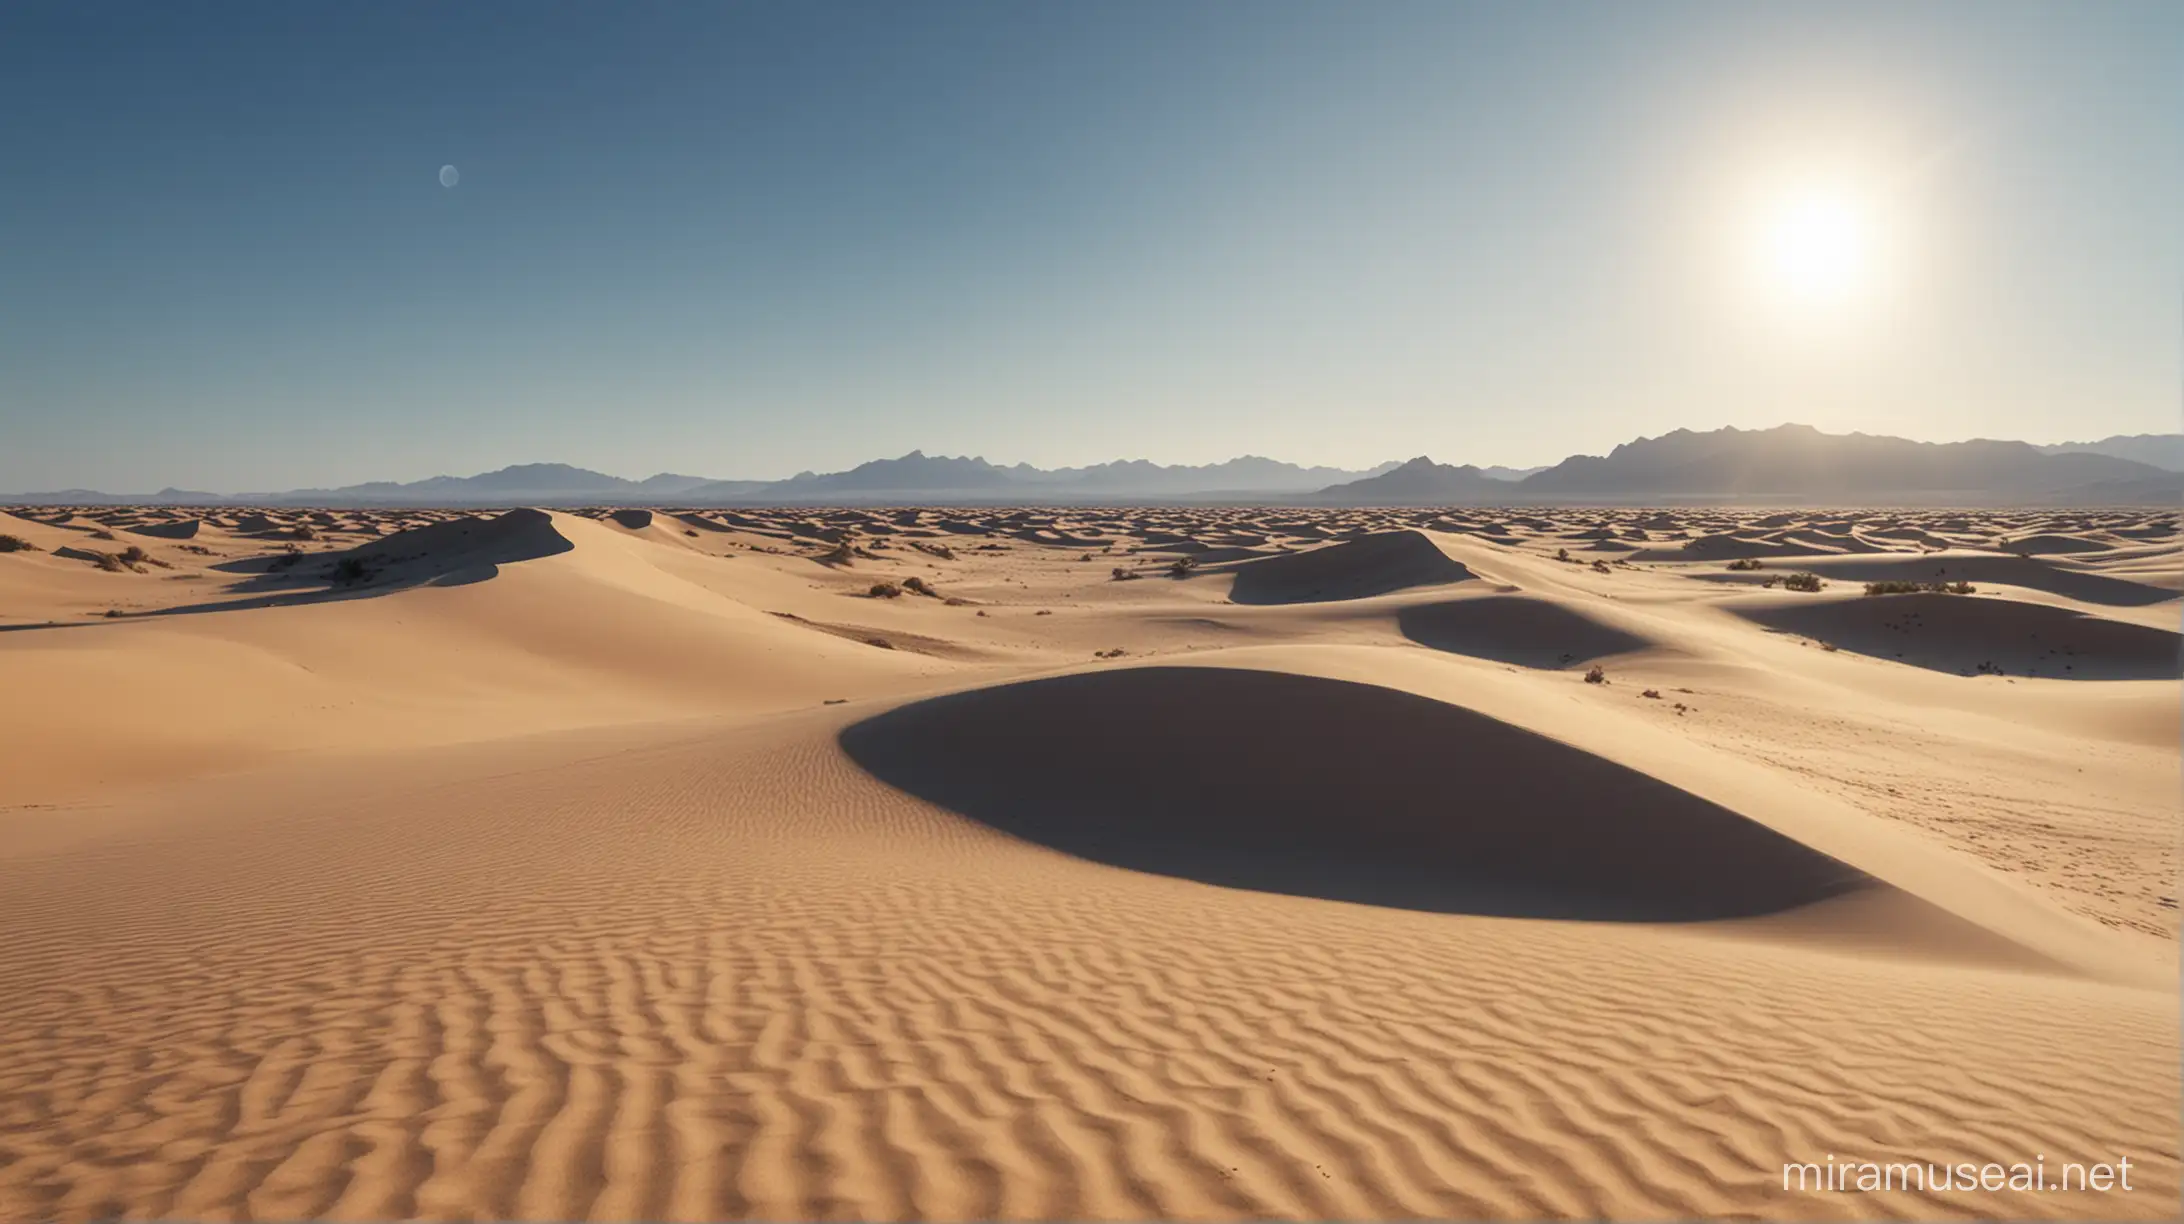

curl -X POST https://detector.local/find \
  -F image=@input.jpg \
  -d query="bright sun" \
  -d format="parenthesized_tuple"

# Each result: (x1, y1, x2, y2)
(1757, 187, 1877, 311)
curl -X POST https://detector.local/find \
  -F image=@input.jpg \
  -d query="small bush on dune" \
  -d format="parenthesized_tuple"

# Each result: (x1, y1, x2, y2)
(868, 581, 902, 598)
(901, 576, 934, 596)
(1726, 557, 1764, 571)
(330, 557, 372, 585)
(1111, 566, 1139, 581)
(116, 545, 148, 566)
(1168, 556, 1199, 578)
(1864, 579, 1976, 597)
(1782, 572, 1825, 592)
(0, 534, 38, 553)
(1584, 666, 1608, 684)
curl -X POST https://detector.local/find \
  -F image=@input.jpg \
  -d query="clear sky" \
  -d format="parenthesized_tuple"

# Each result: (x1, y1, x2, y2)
(3, 1, 2178, 491)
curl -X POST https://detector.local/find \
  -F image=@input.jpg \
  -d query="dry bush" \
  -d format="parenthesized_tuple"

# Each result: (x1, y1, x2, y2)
(1584, 665, 1607, 684)
(1864, 579, 1976, 596)
(1726, 557, 1764, 571)
(868, 581, 902, 598)
(1782, 572, 1825, 592)
(0, 533, 37, 553)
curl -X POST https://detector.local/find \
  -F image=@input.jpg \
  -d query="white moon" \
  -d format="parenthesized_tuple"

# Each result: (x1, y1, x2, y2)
(439, 164, 460, 188)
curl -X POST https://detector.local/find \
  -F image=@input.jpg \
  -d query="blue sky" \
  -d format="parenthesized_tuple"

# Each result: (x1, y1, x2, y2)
(3, 1, 2177, 491)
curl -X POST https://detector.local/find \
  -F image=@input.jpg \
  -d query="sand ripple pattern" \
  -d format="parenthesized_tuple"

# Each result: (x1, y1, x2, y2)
(1, 719, 2176, 1220)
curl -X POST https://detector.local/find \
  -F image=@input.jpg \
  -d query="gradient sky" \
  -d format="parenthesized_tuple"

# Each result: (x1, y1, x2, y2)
(3, 1, 2178, 491)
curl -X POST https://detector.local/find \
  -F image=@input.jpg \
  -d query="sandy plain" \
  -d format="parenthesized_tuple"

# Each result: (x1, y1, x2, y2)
(1, 501, 2177, 1220)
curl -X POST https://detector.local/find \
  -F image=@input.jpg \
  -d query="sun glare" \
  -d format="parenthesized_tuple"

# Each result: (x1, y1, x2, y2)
(1749, 182, 1887, 321)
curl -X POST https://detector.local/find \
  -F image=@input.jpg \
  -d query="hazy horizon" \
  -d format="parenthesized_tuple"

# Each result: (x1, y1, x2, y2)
(5, 1, 2179, 492)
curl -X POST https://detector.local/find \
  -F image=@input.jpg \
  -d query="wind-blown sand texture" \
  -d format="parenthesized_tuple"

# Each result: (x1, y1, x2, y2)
(2, 502, 2178, 1220)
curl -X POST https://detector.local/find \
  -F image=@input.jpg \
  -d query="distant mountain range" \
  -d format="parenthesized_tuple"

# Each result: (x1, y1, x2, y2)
(8, 427, 2181, 507)
(1312, 425, 2184, 506)
(2037, 434, 2184, 472)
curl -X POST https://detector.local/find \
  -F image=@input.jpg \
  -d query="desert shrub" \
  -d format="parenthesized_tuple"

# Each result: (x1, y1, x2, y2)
(1640, 688, 1661, 698)
(868, 581, 902, 598)
(0, 533, 37, 553)
(1168, 556, 1199, 577)
(89, 551, 127, 572)
(1590, 559, 1612, 574)
(116, 545, 148, 565)
(1111, 566, 1139, 581)
(1864, 579, 1977, 597)
(1782, 572, 1825, 592)
(1094, 647, 1128, 658)
(1726, 557, 1764, 571)
(902, 576, 933, 596)
(330, 557, 371, 585)
(1555, 547, 1574, 563)
(1584, 666, 1608, 684)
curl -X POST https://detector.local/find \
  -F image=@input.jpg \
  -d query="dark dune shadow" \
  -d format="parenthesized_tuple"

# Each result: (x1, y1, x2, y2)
(1226, 530, 1475, 605)
(0, 509, 573, 631)
(839, 667, 1875, 921)
(1398, 597, 1655, 669)
(1736, 594, 2183, 680)
(1783, 554, 2173, 607)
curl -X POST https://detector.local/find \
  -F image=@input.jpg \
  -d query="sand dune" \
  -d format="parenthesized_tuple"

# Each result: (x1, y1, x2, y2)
(1396, 594, 1656, 668)
(1735, 591, 2183, 679)
(0, 502, 2176, 1220)
(843, 665, 1898, 922)
(1224, 528, 1474, 604)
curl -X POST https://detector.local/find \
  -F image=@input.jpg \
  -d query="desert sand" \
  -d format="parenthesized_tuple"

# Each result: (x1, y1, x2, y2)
(1, 501, 2177, 1220)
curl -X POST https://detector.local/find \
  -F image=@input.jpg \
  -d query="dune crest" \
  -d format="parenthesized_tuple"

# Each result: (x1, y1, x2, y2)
(1225, 528, 1475, 604)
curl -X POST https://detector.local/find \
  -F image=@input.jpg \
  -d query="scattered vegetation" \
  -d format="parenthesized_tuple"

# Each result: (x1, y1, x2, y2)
(909, 540, 956, 560)
(1168, 556, 1199, 578)
(1111, 566, 1140, 581)
(1094, 647, 1128, 658)
(1555, 547, 1575, 563)
(1640, 688, 1661, 699)
(1725, 557, 1764, 571)
(1589, 559, 1612, 574)
(0, 533, 37, 553)
(868, 581, 902, 598)
(329, 557, 373, 585)
(89, 551, 129, 573)
(1584, 665, 1608, 684)
(1781, 572, 1826, 592)
(901, 575, 935, 597)
(116, 545, 148, 566)
(1863, 579, 1975, 596)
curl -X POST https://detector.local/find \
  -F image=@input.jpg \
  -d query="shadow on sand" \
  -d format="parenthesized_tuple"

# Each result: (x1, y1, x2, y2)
(840, 666, 1874, 922)
(0, 509, 573, 632)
